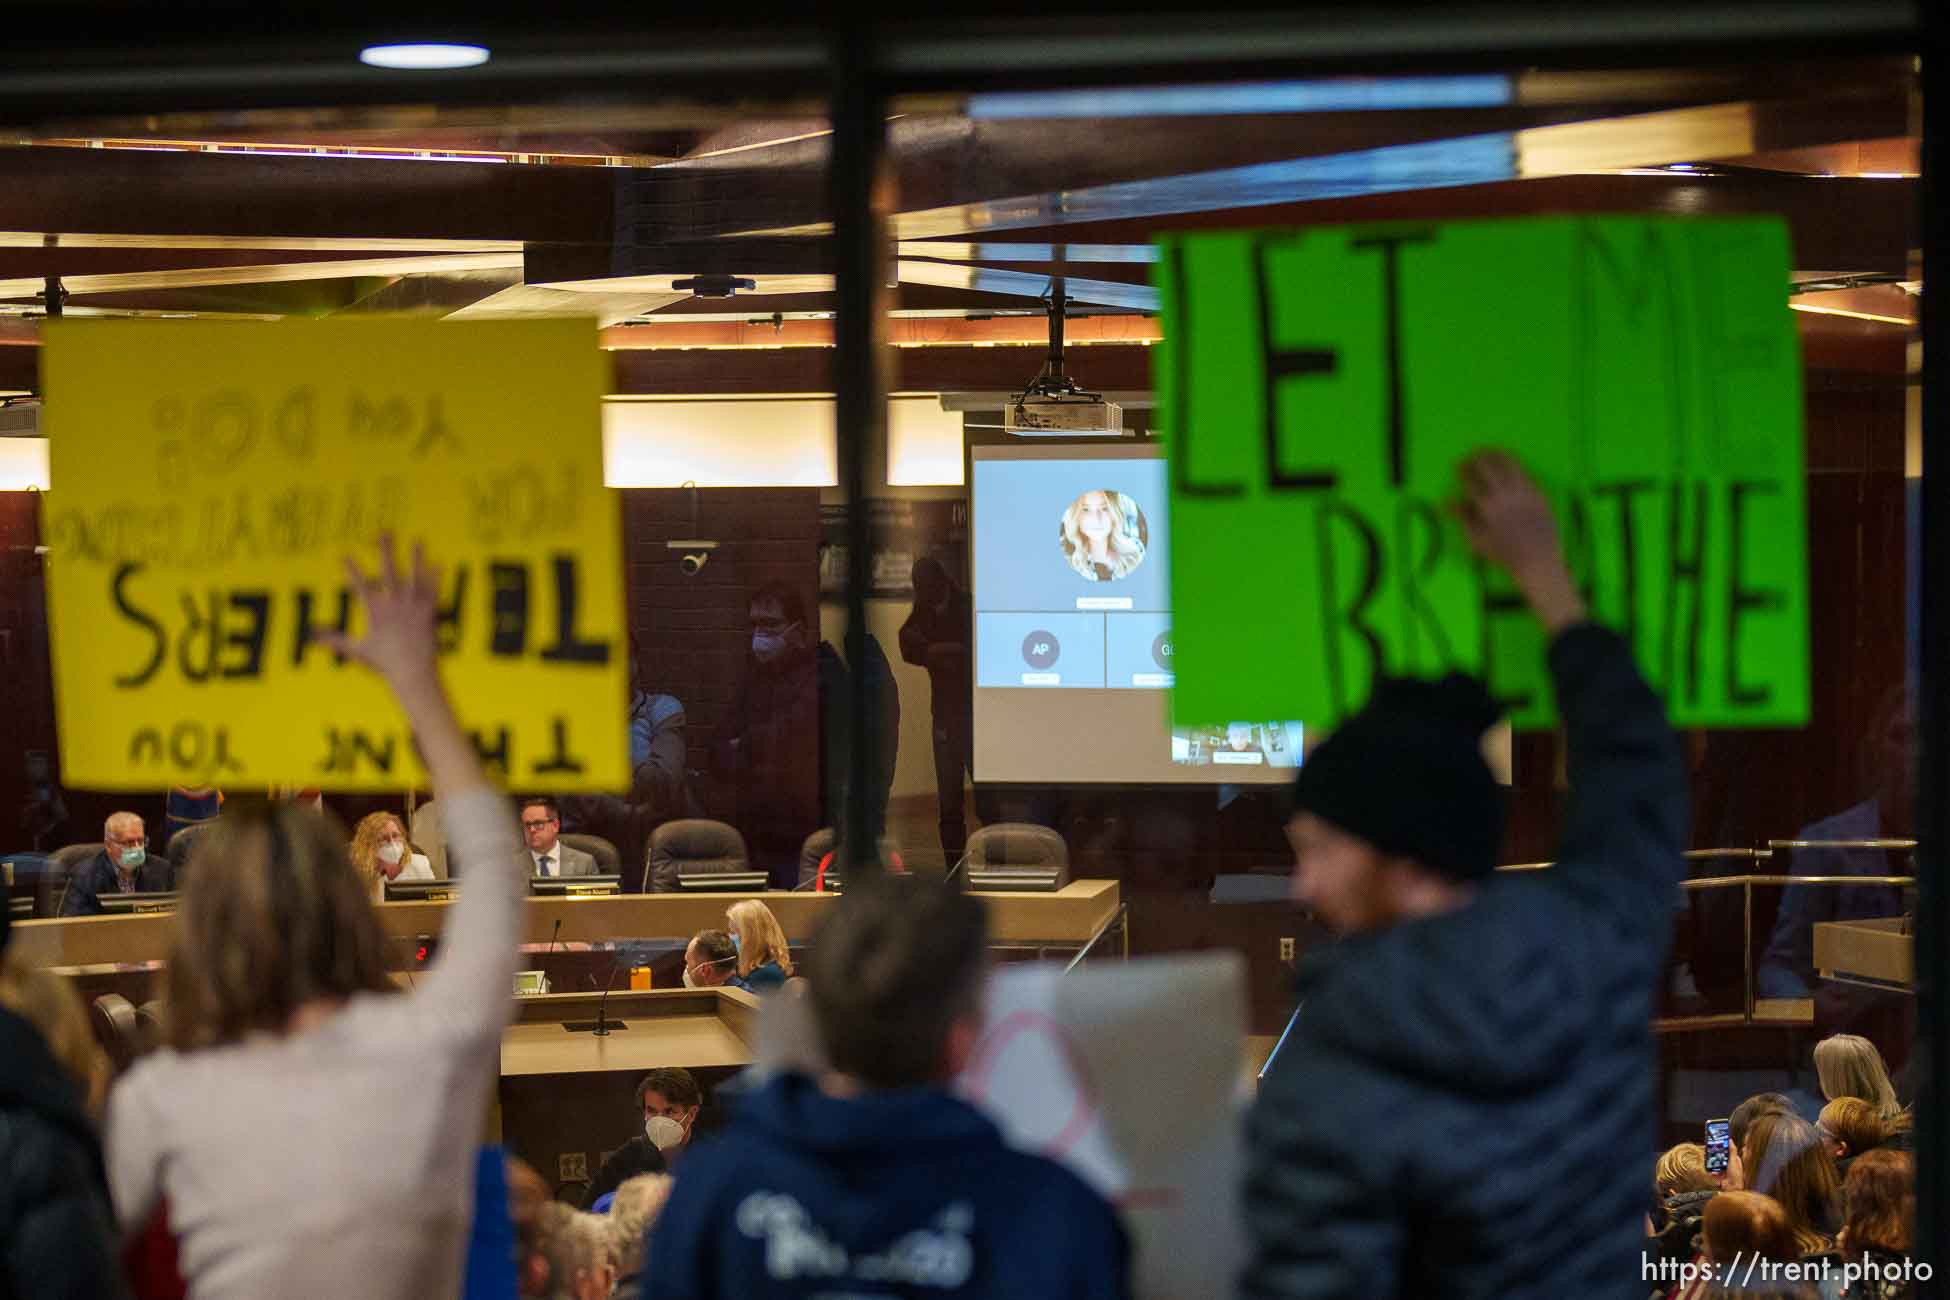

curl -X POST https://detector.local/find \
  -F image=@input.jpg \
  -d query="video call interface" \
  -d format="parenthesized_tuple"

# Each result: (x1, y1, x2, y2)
(970, 442, 1302, 785)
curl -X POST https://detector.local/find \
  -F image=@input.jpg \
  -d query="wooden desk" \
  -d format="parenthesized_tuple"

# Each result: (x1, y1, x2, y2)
(495, 987, 762, 1190)
(1815, 916, 1914, 991)
(501, 986, 761, 1075)
(9, 880, 1122, 969)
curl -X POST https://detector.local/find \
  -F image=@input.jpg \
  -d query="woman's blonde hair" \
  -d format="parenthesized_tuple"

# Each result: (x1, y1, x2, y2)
(1654, 1142, 1717, 1197)
(349, 812, 408, 880)
(1743, 1110, 1841, 1257)
(1814, 1034, 1908, 1129)
(1059, 489, 1146, 581)
(165, 805, 397, 1051)
(1819, 1096, 1894, 1158)
(0, 957, 108, 1113)
(726, 899, 793, 978)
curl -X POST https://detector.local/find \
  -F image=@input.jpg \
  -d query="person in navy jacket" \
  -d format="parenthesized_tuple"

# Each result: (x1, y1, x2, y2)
(1242, 452, 1688, 1300)
(643, 877, 1130, 1300)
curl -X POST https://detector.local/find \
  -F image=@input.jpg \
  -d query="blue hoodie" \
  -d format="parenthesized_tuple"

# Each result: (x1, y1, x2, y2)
(643, 1073, 1130, 1300)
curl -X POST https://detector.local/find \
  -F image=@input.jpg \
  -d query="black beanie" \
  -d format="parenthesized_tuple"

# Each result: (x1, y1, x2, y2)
(1291, 673, 1506, 882)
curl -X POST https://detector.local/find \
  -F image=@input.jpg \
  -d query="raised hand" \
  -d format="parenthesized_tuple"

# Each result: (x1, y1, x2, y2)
(320, 532, 441, 690)
(322, 532, 483, 794)
(1455, 451, 1588, 635)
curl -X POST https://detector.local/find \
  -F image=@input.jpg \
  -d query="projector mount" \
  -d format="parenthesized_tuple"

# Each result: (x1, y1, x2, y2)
(1011, 278, 1106, 408)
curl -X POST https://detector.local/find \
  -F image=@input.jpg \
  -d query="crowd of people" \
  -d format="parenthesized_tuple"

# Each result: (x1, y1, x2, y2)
(0, 456, 1931, 1300)
(1647, 1037, 1919, 1300)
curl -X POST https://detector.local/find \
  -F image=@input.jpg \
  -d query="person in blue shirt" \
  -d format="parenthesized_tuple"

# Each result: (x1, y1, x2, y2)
(643, 877, 1130, 1300)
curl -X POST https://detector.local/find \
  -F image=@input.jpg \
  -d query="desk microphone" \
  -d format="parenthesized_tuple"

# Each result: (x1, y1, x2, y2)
(546, 918, 562, 957)
(564, 949, 628, 1036)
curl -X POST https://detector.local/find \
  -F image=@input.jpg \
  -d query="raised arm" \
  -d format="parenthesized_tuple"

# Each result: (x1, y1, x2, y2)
(322, 535, 522, 1035)
(1457, 452, 1687, 923)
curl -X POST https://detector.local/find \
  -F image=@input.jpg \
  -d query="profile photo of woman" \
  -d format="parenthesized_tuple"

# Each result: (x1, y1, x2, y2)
(1059, 489, 1148, 582)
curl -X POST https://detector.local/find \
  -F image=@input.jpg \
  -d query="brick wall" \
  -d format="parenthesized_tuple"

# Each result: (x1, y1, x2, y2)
(621, 487, 821, 824)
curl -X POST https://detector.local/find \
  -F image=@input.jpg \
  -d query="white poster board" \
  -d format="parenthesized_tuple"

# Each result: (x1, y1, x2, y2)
(754, 954, 1249, 1300)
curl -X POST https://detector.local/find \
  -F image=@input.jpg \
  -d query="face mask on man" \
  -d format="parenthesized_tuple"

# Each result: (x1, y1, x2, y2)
(118, 846, 145, 871)
(681, 966, 698, 989)
(751, 630, 789, 662)
(377, 841, 405, 866)
(645, 1114, 688, 1151)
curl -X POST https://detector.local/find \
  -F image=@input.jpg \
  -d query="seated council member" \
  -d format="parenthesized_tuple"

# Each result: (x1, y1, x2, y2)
(106, 536, 527, 1300)
(519, 797, 596, 878)
(61, 812, 175, 916)
(351, 812, 434, 901)
(725, 899, 793, 992)
(682, 929, 744, 990)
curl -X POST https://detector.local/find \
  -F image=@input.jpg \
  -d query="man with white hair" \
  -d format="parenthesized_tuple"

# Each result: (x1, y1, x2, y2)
(607, 1173, 674, 1300)
(60, 812, 175, 916)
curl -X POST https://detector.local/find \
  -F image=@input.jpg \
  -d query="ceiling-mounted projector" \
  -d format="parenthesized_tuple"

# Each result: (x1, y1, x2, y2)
(994, 279, 1128, 436)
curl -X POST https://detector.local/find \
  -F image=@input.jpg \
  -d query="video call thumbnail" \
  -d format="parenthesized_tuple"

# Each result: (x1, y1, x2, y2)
(975, 611, 1107, 688)
(971, 455, 1169, 617)
(1170, 722, 1306, 768)
(1104, 612, 1174, 689)
(972, 443, 1301, 787)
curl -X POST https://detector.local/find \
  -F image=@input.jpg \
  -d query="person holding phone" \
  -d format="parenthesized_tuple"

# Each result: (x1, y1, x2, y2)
(1650, 1141, 1721, 1269)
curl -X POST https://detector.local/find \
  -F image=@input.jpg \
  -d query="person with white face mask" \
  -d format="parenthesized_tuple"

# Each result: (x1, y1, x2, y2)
(681, 931, 744, 991)
(588, 1068, 703, 1206)
(350, 813, 434, 902)
(636, 1069, 701, 1160)
(61, 811, 175, 916)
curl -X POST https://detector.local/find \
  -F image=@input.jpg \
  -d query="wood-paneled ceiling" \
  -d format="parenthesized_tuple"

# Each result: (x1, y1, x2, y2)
(0, 56, 1919, 399)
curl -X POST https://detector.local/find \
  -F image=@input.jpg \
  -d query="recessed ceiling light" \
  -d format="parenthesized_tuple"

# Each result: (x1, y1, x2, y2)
(1664, 163, 1702, 172)
(358, 43, 490, 70)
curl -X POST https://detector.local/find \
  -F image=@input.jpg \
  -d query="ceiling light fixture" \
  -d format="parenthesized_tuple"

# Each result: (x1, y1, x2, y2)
(1788, 302, 1914, 327)
(358, 43, 491, 70)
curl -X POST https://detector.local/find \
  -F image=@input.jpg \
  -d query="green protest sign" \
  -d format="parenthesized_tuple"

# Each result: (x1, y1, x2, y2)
(1154, 215, 1807, 730)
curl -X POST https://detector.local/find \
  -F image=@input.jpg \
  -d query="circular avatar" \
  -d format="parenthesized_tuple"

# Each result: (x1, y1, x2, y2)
(1058, 489, 1148, 583)
(1021, 630, 1062, 671)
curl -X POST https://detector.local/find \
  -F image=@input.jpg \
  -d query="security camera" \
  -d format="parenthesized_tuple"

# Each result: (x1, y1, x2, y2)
(667, 539, 719, 577)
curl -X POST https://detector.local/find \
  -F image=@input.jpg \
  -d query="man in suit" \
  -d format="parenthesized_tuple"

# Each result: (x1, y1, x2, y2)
(518, 797, 596, 877)
(61, 812, 176, 916)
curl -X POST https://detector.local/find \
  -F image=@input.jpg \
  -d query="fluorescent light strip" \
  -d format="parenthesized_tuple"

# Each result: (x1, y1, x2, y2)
(1789, 302, 1914, 326)
(895, 131, 1514, 238)
(358, 43, 491, 70)
(968, 75, 1511, 119)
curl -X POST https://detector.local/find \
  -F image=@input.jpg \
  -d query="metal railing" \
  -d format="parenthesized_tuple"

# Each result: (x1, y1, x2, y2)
(1494, 841, 1917, 1024)
(1063, 902, 1131, 974)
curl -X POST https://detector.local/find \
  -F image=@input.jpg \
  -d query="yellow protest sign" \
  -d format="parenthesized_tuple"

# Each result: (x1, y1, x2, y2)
(40, 318, 627, 792)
